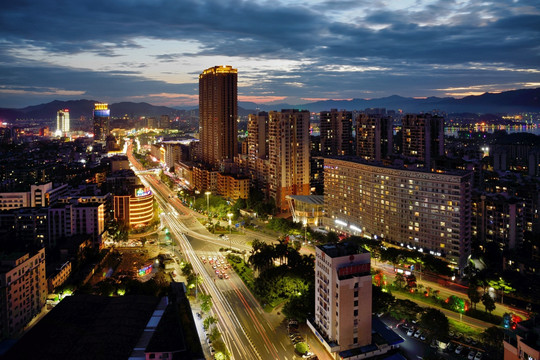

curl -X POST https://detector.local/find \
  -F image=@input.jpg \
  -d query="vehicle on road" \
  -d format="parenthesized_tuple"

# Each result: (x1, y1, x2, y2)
(407, 328, 415, 336)
(455, 345, 464, 354)
(468, 350, 476, 360)
(414, 330, 421, 338)
(474, 352, 483, 360)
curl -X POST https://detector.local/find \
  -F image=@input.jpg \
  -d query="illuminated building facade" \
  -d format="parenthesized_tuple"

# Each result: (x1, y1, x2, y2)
(319, 109, 353, 156)
(56, 109, 70, 136)
(217, 173, 249, 200)
(309, 242, 372, 354)
(324, 157, 472, 271)
(113, 188, 154, 228)
(199, 65, 238, 167)
(356, 114, 394, 162)
(268, 109, 311, 212)
(402, 114, 444, 168)
(247, 112, 269, 187)
(93, 103, 110, 141)
(0, 248, 47, 339)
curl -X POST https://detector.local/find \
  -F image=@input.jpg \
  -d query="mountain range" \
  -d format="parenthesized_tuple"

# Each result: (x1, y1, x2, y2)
(1, 88, 539, 122)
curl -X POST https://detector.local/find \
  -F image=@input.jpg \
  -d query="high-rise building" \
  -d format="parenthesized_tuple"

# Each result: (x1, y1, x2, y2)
(199, 66, 238, 167)
(56, 109, 70, 136)
(0, 248, 47, 339)
(319, 109, 353, 156)
(324, 157, 473, 271)
(356, 114, 393, 162)
(247, 112, 269, 190)
(93, 103, 110, 141)
(311, 242, 372, 353)
(268, 110, 310, 212)
(402, 114, 444, 168)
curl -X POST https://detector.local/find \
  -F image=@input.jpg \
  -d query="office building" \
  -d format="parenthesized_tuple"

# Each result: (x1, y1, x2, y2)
(320, 109, 353, 156)
(310, 242, 372, 352)
(0, 182, 68, 211)
(324, 157, 473, 271)
(0, 248, 47, 339)
(356, 114, 393, 162)
(199, 65, 238, 167)
(402, 114, 444, 167)
(114, 188, 154, 228)
(56, 109, 70, 136)
(268, 109, 311, 212)
(93, 103, 110, 141)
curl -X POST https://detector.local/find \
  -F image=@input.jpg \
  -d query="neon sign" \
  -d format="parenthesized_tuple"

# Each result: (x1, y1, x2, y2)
(136, 188, 152, 197)
(138, 264, 153, 276)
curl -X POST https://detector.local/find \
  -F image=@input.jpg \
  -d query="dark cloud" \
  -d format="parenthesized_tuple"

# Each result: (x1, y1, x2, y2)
(1, 0, 539, 107)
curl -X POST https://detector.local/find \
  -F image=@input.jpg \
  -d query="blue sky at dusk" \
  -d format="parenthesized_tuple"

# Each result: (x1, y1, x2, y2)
(1, 0, 539, 108)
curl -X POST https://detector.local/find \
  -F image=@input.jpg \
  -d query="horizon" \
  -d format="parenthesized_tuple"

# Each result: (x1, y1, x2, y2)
(1, 1, 540, 108)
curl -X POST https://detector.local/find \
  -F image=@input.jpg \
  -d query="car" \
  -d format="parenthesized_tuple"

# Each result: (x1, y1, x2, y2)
(196, 312, 202, 319)
(474, 352, 483, 360)
(407, 328, 415, 336)
(414, 330, 422, 338)
(302, 352, 314, 358)
(224, 273, 230, 279)
(465, 337, 472, 344)
(209, 347, 215, 355)
(449, 331, 455, 338)
(455, 345, 464, 354)
(215, 269, 220, 275)
(212, 265, 217, 269)
(468, 350, 476, 360)
(445, 343, 455, 353)
(201, 255, 206, 260)
(420, 334, 426, 341)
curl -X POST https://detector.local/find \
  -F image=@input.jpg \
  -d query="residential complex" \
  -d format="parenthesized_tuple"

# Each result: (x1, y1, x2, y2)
(320, 109, 353, 156)
(268, 109, 311, 211)
(356, 113, 394, 162)
(0, 248, 47, 339)
(323, 157, 473, 271)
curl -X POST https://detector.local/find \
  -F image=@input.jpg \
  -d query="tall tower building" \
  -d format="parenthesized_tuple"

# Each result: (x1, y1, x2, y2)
(199, 65, 238, 167)
(56, 109, 70, 136)
(268, 109, 310, 212)
(247, 112, 269, 190)
(402, 114, 444, 167)
(319, 109, 353, 156)
(313, 242, 372, 352)
(93, 103, 110, 141)
(356, 114, 394, 162)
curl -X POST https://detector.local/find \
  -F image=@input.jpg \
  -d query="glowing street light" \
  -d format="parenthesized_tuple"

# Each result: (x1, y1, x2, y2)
(205, 191, 211, 216)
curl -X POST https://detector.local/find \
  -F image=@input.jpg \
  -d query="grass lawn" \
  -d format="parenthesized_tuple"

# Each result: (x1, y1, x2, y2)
(449, 318, 483, 338)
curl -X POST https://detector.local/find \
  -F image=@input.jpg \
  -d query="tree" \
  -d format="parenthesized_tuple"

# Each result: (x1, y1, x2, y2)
(200, 294, 212, 313)
(372, 285, 395, 314)
(388, 299, 422, 322)
(181, 263, 193, 277)
(203, 316, 217, 330)
(481, 326, 504, 355)
(373, 269, 384, 287)
(295, 342, 309, 355)
(482, 293, 496, 314)
(488, 278, 515, 305)
(393, 272, 406, 289)
(467, 284, 481, 310)
(420, 308, 449, 339)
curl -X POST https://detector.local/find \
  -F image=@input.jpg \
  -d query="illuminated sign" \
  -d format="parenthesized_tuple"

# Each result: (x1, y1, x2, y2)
(138, 264, 153, 276)
(337, 263, 370, 277)
(94, 109, 110, 117)
(136, 188, 152, 197)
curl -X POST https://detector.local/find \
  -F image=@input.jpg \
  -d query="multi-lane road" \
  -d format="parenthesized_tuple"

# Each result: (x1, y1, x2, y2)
(127, 145, 300, 359)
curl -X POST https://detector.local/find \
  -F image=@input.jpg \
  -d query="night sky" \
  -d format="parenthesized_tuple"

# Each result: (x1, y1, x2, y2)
(1, 0, 539, 108)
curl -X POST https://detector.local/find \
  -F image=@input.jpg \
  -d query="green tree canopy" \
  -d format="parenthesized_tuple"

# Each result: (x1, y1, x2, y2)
(420, 308, 449, 339)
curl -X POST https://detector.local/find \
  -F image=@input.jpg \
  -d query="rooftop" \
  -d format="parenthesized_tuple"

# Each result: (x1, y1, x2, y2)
(317, 242, 367, 258)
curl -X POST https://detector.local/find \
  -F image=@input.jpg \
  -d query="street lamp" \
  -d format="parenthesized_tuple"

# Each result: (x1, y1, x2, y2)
(205, 191, 211, 216)
(303, 219, 307, 245)
(228, 213, 233, 234)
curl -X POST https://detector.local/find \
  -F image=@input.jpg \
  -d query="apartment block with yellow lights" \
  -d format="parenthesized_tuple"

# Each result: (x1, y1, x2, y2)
(324, 157, 473, 271)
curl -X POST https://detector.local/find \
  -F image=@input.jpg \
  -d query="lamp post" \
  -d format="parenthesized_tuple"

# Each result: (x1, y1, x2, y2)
(303, 219, 307, 245)
(205, 191, 211, 217)
(227, 213, 233, 250)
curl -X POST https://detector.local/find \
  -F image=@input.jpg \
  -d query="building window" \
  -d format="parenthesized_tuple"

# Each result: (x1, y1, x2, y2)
(353, 337, 358, 344)
(354, 300, 358, 307)
(149, 354, 155, 359)
(354, 310, 358, 316)
(354, 291, 358, 298)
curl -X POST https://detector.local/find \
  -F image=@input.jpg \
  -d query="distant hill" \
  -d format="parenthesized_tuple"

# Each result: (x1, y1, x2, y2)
(240, 88, 540, 113)
(0, 100, 184, 122)
(1, 88, 539, 122)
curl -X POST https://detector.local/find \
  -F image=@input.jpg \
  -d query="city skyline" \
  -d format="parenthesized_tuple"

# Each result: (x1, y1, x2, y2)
(1, 0, 540, 109)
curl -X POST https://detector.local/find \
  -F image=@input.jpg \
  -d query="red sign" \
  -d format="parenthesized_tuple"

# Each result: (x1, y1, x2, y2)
(337, 263, 370, 277)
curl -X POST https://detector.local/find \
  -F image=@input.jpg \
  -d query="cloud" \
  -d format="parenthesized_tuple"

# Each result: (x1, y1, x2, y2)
(0, 0, 539, 107)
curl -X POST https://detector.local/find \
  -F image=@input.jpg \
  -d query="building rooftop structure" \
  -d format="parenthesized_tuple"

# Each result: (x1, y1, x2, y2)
(317, 242, 368, 258)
